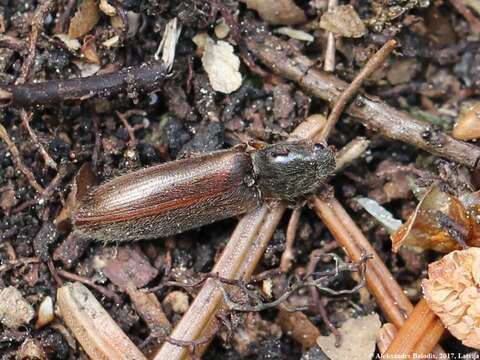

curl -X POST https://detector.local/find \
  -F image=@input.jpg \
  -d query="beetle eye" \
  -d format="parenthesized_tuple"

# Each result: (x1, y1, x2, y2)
(314, 142, 325, 151)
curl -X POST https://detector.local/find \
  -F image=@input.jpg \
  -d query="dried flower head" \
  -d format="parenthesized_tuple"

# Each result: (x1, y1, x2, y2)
(422, 247, 480, 349)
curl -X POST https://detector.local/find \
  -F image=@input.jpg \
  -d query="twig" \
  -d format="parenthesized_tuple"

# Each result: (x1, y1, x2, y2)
(115, 110, 147, 148)
(47, 259, 63, 288)
(16, 0, 54, 84)
(447, 0, 480, 33)
(217, 255, 366, 313)
(13, 165, 70, 213)
(306, 247, 342, 346)
(280, 207, 302, 272)
(54, 0, 76, 34)
(0, 35, 27, 52)
(334, 137, 370, 172)
(244, 27, 480, 169)
(319, 39, 397, 139)
(312, 197, 445, 354)
(3, 62, 168, 107)
(324, 0, 338, 72)
(383, 299, 445, 357)
(0, 123, 44, 193)
(57, 282, 147, 360)
(56, 269, 123, 305)
(20, 109, 57, 170)
(165, 322, 220, 360)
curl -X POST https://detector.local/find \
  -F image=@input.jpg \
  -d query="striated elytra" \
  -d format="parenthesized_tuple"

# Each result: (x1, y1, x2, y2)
(72, 140, 335, 242)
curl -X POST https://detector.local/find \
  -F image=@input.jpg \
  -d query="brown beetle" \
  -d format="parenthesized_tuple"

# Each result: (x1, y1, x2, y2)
(72, 140, 335, 242)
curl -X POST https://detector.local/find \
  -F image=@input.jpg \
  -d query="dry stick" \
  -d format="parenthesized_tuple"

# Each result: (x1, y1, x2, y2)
(2, 62, 168, 107)
(154, 115, 327, 360)
(0, 124, 44, 193)
(244, 29, 480, 169)
(323, 0, 337, 72)
(305, 34, 445, 355)
(57, 282, 148, 360)
(16, 0, 54, 85)
(447, 0, 480, 33)
(319, 39, 397, 139)
(56, 269, 123, 305)
(383, 299, 445, 357)
(334, 137, 370, 172)
(312, 198, 445, 355)
(20, 109, 57, 170)
(279, 207, 302, 272)
(54, 0, 76, 34)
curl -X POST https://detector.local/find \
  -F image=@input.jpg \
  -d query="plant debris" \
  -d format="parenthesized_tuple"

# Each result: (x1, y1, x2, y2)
(244, 0, 307, 25)
(316, 314, 381, 360)
(319, 5, 367, 38)
(391, 186, 480, 252)
(68, 0, 101, 39)
(2, 0, 480, 358)
(423, 248, 480, 349)
(452, 102, 480, 141)
(0, 286, 35, 329)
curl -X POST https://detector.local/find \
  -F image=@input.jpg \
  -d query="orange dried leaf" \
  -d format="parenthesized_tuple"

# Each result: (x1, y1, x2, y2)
(391, 186, 480, 253)
(68, 0, 101, 39)
(423, 248, 480, 349)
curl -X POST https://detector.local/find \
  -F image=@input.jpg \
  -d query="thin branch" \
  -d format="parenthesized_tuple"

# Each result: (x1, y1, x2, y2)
(16, 0, 54, 84)
(319, 39, 397, 139)
(3, 62, 168, 107)
(56, 269, 123, 305)
(280, 207, 302, 272)
(312, 197, 446, 354)
(0, 124, 44, 193)
(383, 299, 445, 357)
(244, 27, 480, 169)
(20, 109, 57, 170)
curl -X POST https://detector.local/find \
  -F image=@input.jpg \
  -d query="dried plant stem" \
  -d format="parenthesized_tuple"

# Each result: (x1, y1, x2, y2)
(312, 197, 445, 354)
(280, 207, 302, 272)
(57, 282, 147, 360)
(56, 269, 122, 305)
(323, 0, 338, 72)
(245, 28, 480, 169)
(383, 299, 445, 356)
(312, 197, 412, 326)
(334, 137, 370, 172)
(20, 109, 57, 170)
(0, 124, 44, 193)
(3, 62, 168, 107)
(154, 115, 328, 360)
(319, 39, 397, 139)
(16, 0, 54, 84)
(447, 0, 480, 33)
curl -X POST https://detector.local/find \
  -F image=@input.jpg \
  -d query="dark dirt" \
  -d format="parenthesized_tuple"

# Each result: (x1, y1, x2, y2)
(1, 0, 480, 359)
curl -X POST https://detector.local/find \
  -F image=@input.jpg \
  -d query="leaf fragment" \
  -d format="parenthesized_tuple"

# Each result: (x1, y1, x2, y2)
(316, 314, 381, 360)
(320, 5, 367, 38)
(68, 0, 101, 39)
(245, 0, 307, 25)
